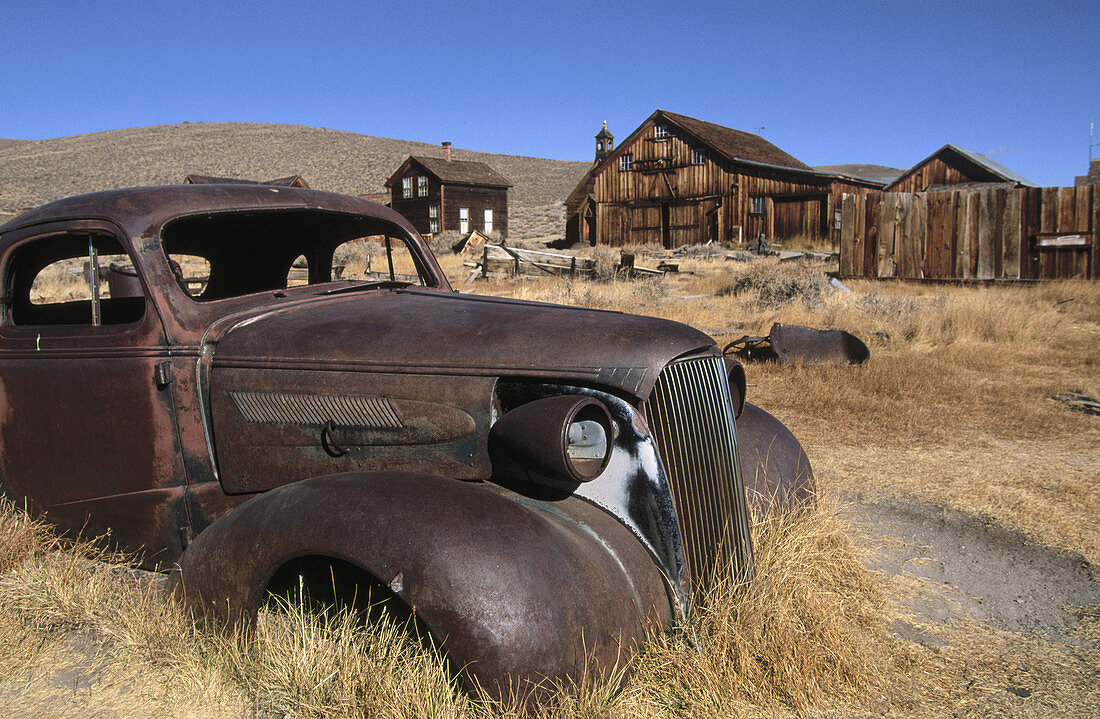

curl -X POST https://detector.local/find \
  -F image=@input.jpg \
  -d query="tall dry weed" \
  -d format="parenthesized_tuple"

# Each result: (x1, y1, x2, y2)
(628, 497, 886, 715)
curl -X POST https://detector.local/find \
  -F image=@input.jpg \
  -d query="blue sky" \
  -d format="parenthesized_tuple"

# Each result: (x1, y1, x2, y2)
(2, 1, 1096, 186)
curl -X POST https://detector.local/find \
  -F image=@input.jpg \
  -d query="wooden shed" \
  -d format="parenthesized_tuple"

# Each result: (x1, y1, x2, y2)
(386, 145, 512, 240)
(565, 110, 882, 248)
(884, 145, 1036, 193)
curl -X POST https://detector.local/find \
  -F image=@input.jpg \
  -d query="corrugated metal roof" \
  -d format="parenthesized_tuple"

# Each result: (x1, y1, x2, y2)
(945, 145, 1037, 187)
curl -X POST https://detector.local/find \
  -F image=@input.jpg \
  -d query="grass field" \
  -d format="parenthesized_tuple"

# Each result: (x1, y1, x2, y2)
(1, 247, 1097, 717)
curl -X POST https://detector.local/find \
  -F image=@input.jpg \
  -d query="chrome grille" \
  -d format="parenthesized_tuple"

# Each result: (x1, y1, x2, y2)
(646, 356, 753, 586)
(229, 391, 404, 428)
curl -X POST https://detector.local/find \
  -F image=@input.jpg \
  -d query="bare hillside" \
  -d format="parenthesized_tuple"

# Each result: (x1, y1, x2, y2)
(0, 138, 30, 152)
(0, 123, 591, 234)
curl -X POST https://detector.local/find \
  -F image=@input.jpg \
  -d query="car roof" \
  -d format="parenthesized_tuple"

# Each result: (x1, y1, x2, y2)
(0, 184, 414, 241)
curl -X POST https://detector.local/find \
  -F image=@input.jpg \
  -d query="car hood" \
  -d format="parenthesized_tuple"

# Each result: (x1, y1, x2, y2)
(204, 288, 715, 399)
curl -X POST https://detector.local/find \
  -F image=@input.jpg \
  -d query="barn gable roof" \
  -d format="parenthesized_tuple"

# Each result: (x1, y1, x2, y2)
(657, 110, 812, 170)
(885, 144, 1036, 191)
(385, 156, 512, 189)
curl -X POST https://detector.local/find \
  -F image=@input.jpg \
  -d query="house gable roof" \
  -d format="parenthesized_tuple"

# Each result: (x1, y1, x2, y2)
(385, 156, 512, 189)
(885, 144, 1037, 191)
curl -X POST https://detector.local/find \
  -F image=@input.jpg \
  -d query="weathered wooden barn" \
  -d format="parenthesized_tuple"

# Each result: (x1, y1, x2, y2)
(884, 144, 1036, 193)
(565, 110, 882, 248)
(386, 144, 512, 239)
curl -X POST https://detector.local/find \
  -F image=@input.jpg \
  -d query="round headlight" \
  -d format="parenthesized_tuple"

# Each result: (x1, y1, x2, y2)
(491, 395, 614, 483)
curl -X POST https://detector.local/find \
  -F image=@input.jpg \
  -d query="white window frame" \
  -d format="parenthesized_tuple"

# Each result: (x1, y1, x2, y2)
(750, 196, 766, 215)
(484, 208, 493, 234)
(429, 218, 439, 234)
(654, 124, 668, 139)
(402, 177, 412, 199)
(417, 176, 428, 197)
(429, 205, 438, 218)
(620, 153, 633, 171)
(692, 148, 706, 165)
(459, 207, 469, 234)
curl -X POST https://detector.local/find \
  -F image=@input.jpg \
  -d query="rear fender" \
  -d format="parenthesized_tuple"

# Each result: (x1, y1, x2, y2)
(174, 471, 672, 696)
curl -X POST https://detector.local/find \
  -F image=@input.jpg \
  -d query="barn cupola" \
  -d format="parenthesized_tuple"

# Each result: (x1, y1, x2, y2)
(595, 121, 614, 162)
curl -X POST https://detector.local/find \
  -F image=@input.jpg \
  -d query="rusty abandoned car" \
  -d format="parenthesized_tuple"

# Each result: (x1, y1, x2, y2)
(0, 185, 813, 697)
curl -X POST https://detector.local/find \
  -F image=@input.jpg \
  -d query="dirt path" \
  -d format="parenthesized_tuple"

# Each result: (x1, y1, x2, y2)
(846, 495, 1100, 643)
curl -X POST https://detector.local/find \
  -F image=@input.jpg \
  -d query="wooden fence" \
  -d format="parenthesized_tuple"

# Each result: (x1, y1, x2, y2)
(839, 186, 1098, 280)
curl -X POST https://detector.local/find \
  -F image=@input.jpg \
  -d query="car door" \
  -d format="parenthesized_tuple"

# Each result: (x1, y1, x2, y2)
(0, 220, 189, 565)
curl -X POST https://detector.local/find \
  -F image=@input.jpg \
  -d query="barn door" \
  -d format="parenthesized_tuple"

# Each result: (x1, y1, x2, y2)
(630, 206, 661, 246)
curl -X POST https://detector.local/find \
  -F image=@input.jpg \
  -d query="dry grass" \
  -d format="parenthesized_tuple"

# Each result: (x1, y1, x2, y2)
(0, 496, 885, 718)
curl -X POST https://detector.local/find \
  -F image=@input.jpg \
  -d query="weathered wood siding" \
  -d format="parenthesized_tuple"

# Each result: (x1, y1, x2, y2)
(582, 118, 877, 248)
(840, 186, 1097, 280)
(442, 185, 508, 238)
(390, 166, 508, 239)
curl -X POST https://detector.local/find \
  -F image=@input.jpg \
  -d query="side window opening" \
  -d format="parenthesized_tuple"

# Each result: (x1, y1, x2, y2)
(286, 255, 309, 287)
(332, 236, 425, 285)
(6, 232, 146, 327)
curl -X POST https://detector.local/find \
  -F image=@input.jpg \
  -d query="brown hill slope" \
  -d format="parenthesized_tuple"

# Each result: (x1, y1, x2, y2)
(0, 123, 591, 226)
(0, 138, 31, 151)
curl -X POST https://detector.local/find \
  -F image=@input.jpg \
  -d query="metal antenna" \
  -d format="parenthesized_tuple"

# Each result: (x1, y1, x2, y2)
(1091, 119, 1097, 163)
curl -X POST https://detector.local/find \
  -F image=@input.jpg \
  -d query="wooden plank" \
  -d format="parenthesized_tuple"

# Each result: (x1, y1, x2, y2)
(925, 193, 944, 278)
(1041, 187, 1059, 233)
(992, 188, 1006, 279)
(1093, 185, 1100, 279)
(839, 194, 856, 276)
(1059, 188, 1076, 278)
(967, 191, 981, 278)
(977, 189, 996, 280)
(865, 193, 880, 278)
(1022, 187, 1042, 279)
(878, 194, 900, 277)
(952, 191, 965, 277)
(853, 194, 867, 277)
(908, 193, 927, 278)
(944, 191, 959, 278)
(1002, 189, 1022, 279)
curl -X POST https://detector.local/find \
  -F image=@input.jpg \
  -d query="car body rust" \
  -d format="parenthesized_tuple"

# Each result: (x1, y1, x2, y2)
(0, 185, 814, 700)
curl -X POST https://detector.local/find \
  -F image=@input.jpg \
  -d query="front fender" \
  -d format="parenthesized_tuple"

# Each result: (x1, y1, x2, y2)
(737, 402, 815, 509)
(174, 471, 672, 695)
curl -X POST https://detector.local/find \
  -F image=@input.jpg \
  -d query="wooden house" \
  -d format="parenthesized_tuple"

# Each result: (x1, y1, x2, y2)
(565, 110, 882, 248)
(884, 144, 1036, 193)
(386, 144, 512, 239)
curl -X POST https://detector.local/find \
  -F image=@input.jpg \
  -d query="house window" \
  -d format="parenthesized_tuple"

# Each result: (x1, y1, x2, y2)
(429, 218, 439, 234)
(484, 209, 493, 234)
(402, 177, 412, 199)
(417, 176, 428, 197)
(654, 124, 668, 139)
(750, 196, 766, 214)
(459, 207, 469, 234)
(620, 153, 633, 171)
(429, 205, 438, 218)
(692, 148, 706, 165)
